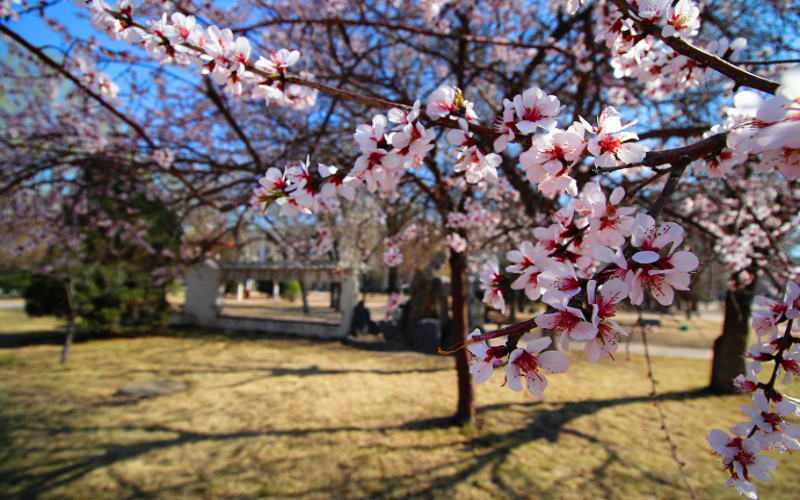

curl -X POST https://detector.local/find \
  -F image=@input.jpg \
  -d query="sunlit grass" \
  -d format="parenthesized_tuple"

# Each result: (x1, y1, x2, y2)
(0, 308, 62, 334)
(1, 328, 799, 500)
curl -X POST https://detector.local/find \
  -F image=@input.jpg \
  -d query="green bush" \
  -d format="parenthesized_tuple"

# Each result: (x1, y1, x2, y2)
(280, 280, 302, 302)
(73, 265, 171, 333)
(0, 269, 31, 295)
(23, 274, 70, 318)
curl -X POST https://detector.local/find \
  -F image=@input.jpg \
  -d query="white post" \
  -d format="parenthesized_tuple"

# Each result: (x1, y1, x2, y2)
(337, 270, 360, 337)
(183, 261, 222, 326)
(236, 282, 245, 302)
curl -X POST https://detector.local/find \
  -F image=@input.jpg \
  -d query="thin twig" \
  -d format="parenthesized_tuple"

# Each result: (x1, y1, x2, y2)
(637, 312, 698, 500)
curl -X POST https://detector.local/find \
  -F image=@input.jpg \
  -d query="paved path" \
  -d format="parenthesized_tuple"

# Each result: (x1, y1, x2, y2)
(616, 342, 712, 360)
(566, 340, 712, 360)
(0, 299, 24, 310)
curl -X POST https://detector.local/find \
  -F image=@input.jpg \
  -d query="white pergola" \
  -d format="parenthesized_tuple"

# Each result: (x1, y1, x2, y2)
(180, 260, 359, 338)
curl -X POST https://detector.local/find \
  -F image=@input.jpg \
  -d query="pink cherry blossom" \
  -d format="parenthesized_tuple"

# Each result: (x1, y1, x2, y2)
(511, 87, 563, 134)
(582, 106, 647, 168)
(480, 258, 506, 314)
(584, 279, 629, 362)
(505, 337, 569, 397)
(707, 429, 777, 499)
(446, 233, 467, 253)
(625, 214, 700, 306)
(536, 294, 597, 350)
(466, 329, 507, 384)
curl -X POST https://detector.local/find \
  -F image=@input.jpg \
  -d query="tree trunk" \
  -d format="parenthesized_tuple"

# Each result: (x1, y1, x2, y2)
(709, 282, 755, 393)
(388, 267, 399, 294)
(60, 312, 75, 364)
(449, 251, 476, 427)
(299, 281, 310, 314)
(329, 282, 340, 310)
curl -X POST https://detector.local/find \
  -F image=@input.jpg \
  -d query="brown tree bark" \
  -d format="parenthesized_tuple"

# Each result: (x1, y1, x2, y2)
(299, 281, 310, 315)
(388, 267, 399, 294)
(60, 282, 76, 364)
(449, 250, 476, 426)
(60, 312, 75, 364)
(709, 282, 755, 393)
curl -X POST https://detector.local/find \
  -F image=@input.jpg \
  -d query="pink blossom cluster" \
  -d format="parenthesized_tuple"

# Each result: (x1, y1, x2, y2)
(382, 224, 419, 268)
(445, 199, 503, 254)
(493, 86, 563, 153)
(353, 101, 435, 192)
(254, 158, 355, 216)
(81, 0, 316, 108)
(468, 334, 570, 397)
(596, 0, 747, 100)
(475, 183, 698, 375)
(709, 282, 800, 499)
(383, 292, 403, 321)
(1, 0, 21, 20)
(728, 67, 800, 180)
(254, 102, 436, 212)
(434, 86, 503, 185)
(517, 104, 648, 198)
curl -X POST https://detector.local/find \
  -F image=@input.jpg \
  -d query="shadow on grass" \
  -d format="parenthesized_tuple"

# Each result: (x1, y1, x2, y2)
(0, 330, 74, 348)
(0, 388, 715, 500)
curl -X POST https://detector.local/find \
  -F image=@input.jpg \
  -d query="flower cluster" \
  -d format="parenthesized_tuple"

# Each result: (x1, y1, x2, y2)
(597, 0, 747, 100)
(728, 67, 800, 180)
(473, 183, 698, 377)
(382, 224, 419, 268)
(467, 333, 570, 396)
(383, 292, 403, 321)
(709, 281, 800, 499)
(493, 86, 563, 153)
(82, 0, 315, 107)
(254, 158, 351, 216)
(517, 104, 648, 198)
(353, 102, 435, 192)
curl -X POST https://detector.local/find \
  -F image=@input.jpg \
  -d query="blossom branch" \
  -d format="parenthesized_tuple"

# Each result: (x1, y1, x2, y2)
(607, 0, 779, 94)
(0, 22, 157, 150)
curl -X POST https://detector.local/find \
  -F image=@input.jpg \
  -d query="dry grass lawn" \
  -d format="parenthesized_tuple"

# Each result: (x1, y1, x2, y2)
(1, 308, 799, 500)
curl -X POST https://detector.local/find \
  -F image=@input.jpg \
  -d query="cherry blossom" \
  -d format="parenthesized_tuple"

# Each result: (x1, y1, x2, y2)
(707, 429, 777, 499)
(506, 241, 551, 301)
(625, 214, 700, 306)
(256, 49, 300, 75)
(519, 125, 585, 197)
(466, 329, 507, 384)
(505, 337, 570, 397)
(580, 182, 635, 247)
(510, 87, 563, 134)
(446, 233, 467, 253)
(426, 85, 477, 121)
(479, 258, 506, 315)
(585, 279, 629, 362)
(383, 245, 403, 267)
(730, 66, 800, 180)
(447, 126, 502, 184)
(535, 293, 597, 350)
(582, 106, 647, 168)
(662, 0, 701, 38)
